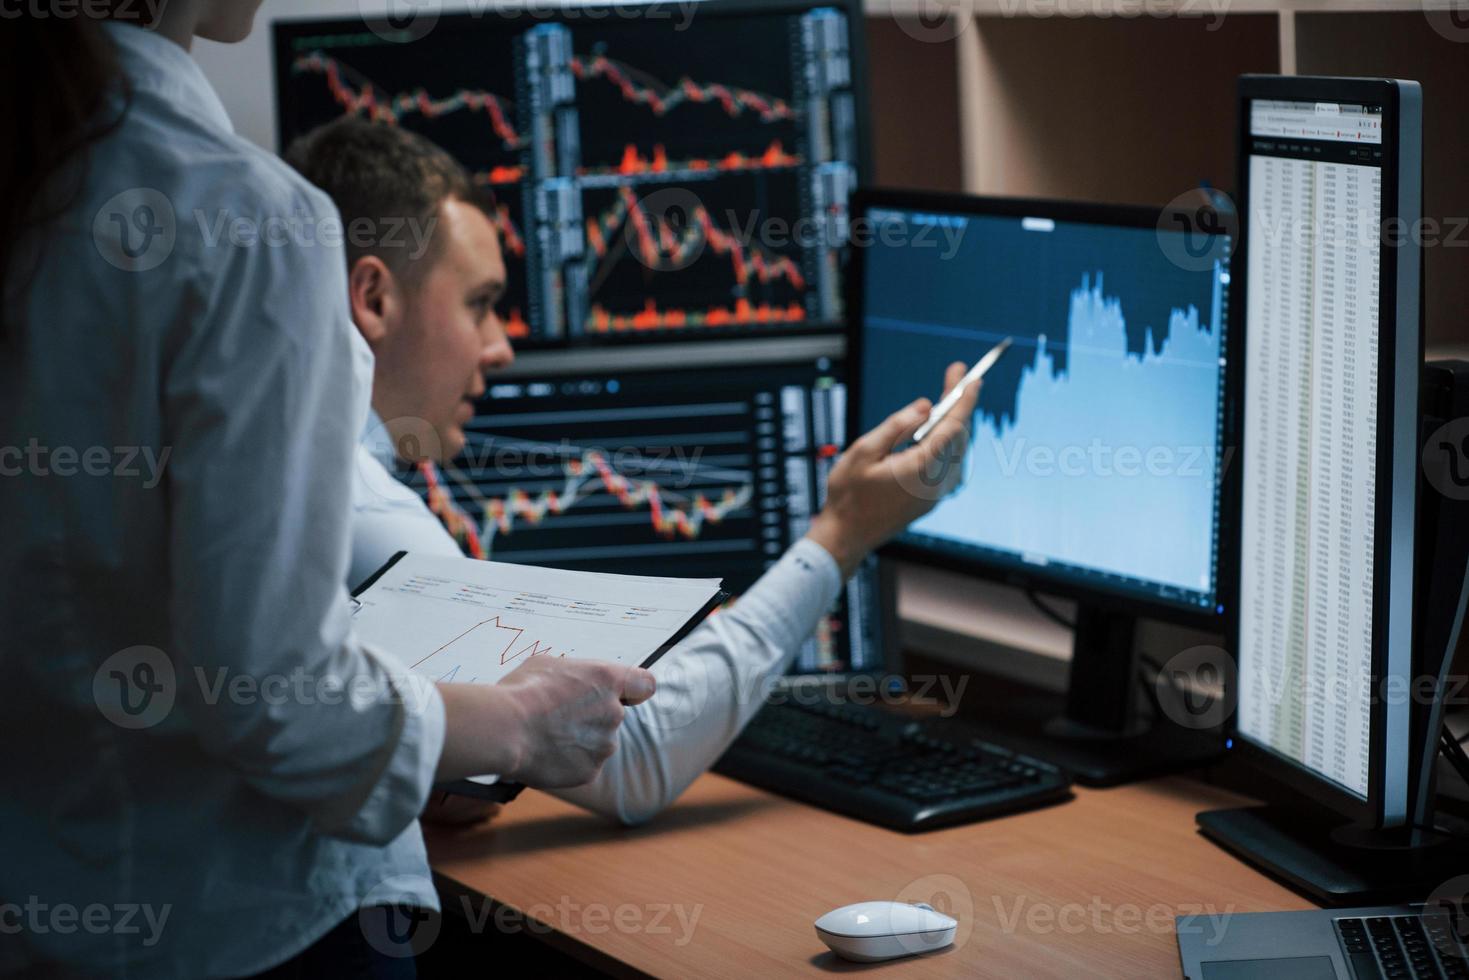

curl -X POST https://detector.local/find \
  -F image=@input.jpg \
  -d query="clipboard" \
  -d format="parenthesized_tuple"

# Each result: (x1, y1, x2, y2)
(352, 551, 728, 804)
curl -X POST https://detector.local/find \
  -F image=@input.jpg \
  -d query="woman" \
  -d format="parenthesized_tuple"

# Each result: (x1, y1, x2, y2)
(0, 7, 653, 978)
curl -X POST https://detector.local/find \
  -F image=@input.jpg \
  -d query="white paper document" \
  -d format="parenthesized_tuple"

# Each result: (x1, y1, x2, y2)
(351, 551, 726, 686)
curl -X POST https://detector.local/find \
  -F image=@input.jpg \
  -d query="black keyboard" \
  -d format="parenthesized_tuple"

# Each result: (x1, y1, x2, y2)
(713, 698, 1072, 831)
(1336, 913, 1469, 979)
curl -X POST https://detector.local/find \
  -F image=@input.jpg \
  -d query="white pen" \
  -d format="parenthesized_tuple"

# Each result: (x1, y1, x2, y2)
(912, 336, 1012, 443)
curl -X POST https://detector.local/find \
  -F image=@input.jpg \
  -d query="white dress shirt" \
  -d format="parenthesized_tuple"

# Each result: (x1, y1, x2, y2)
(0, 24, 444, 978)
(351, 422, 843, 824)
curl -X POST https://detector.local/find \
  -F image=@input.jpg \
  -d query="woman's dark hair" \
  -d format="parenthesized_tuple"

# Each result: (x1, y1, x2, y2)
(1, 16, 134, 335)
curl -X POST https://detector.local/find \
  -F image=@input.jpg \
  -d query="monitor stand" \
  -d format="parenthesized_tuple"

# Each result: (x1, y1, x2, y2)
(1196, 805, 1468, 907)
(953, 604, 1223, 787)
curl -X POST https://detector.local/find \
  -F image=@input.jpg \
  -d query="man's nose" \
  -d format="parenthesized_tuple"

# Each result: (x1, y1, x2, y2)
(481, 329, 515, 371)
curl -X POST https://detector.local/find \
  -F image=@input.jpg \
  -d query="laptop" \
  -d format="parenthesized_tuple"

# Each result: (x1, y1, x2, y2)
(1177, 906, 1469, 979)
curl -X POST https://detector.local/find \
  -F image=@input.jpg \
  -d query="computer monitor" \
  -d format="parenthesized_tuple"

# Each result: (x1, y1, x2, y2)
(1224, 76, 1423, 832)
(272, 0, 869, 346)
(396, 348, 891, 677)
(848, 190, 1236, 783)
(851, 193, 1232, 616)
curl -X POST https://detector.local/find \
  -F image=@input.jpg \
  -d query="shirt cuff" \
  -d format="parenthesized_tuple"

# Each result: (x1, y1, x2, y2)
(740, 536, 844, 654)
(789, 535, 844, 606)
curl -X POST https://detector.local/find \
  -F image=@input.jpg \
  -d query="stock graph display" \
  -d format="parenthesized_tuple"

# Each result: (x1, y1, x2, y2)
(856, 206, 1231, 612)
(397, 359, 882, 674)
(273, 2, 862, 345)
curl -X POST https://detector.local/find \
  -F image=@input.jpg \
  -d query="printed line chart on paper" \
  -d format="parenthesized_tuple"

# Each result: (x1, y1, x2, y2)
(351, 552, 723, 685)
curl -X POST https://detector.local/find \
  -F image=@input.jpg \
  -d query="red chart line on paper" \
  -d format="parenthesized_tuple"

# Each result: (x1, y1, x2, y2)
(412, 614, 560, 676)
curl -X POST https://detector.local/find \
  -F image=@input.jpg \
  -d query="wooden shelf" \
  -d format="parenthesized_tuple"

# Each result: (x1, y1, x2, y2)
(863, 6, 1469, 344)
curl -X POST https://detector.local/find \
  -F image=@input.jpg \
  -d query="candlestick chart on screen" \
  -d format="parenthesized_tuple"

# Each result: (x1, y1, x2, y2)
(275, 6, 860, 346)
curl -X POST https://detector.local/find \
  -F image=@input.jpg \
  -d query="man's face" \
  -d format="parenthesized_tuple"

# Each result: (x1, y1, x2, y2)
(373, 197, 514, 460)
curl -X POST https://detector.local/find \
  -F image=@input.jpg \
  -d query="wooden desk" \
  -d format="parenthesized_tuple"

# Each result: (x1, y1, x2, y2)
(425, 773, 1312, 978)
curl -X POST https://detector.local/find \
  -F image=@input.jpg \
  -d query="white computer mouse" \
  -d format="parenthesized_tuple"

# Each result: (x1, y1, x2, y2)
(814, 901, 958, 962)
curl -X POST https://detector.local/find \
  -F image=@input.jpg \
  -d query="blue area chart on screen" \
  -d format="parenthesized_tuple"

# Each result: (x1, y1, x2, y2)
(858, 209, 1228, 608)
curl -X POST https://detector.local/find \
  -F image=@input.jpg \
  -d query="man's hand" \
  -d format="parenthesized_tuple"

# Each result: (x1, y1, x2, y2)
(807, 362, 978, 577)
(435, 658, 656, 788)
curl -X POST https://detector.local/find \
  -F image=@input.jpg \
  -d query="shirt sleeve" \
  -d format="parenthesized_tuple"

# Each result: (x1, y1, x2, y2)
(548, 536, 843, 824)
(163, 193, 444, 847)
(349, 447, 464, 591)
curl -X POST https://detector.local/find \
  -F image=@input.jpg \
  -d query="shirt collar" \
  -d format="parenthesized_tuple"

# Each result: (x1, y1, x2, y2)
(362, 409, 398, 472)
(101, 22, 234, 135)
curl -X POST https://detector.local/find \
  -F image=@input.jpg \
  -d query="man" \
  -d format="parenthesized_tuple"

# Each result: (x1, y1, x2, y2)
(286, 117, 976, 825)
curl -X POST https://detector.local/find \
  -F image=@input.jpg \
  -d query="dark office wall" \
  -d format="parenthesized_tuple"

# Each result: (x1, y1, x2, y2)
(863, 19, 965, 193)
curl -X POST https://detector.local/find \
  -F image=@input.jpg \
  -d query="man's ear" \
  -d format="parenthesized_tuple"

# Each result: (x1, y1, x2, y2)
(347, 255, 397, 350)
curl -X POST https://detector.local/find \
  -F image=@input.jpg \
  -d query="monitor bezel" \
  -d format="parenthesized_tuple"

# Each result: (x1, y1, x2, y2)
(844, 187, 1238, 632)
(1225, 75, 1421, 829)
(269, 0, 873, 351)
